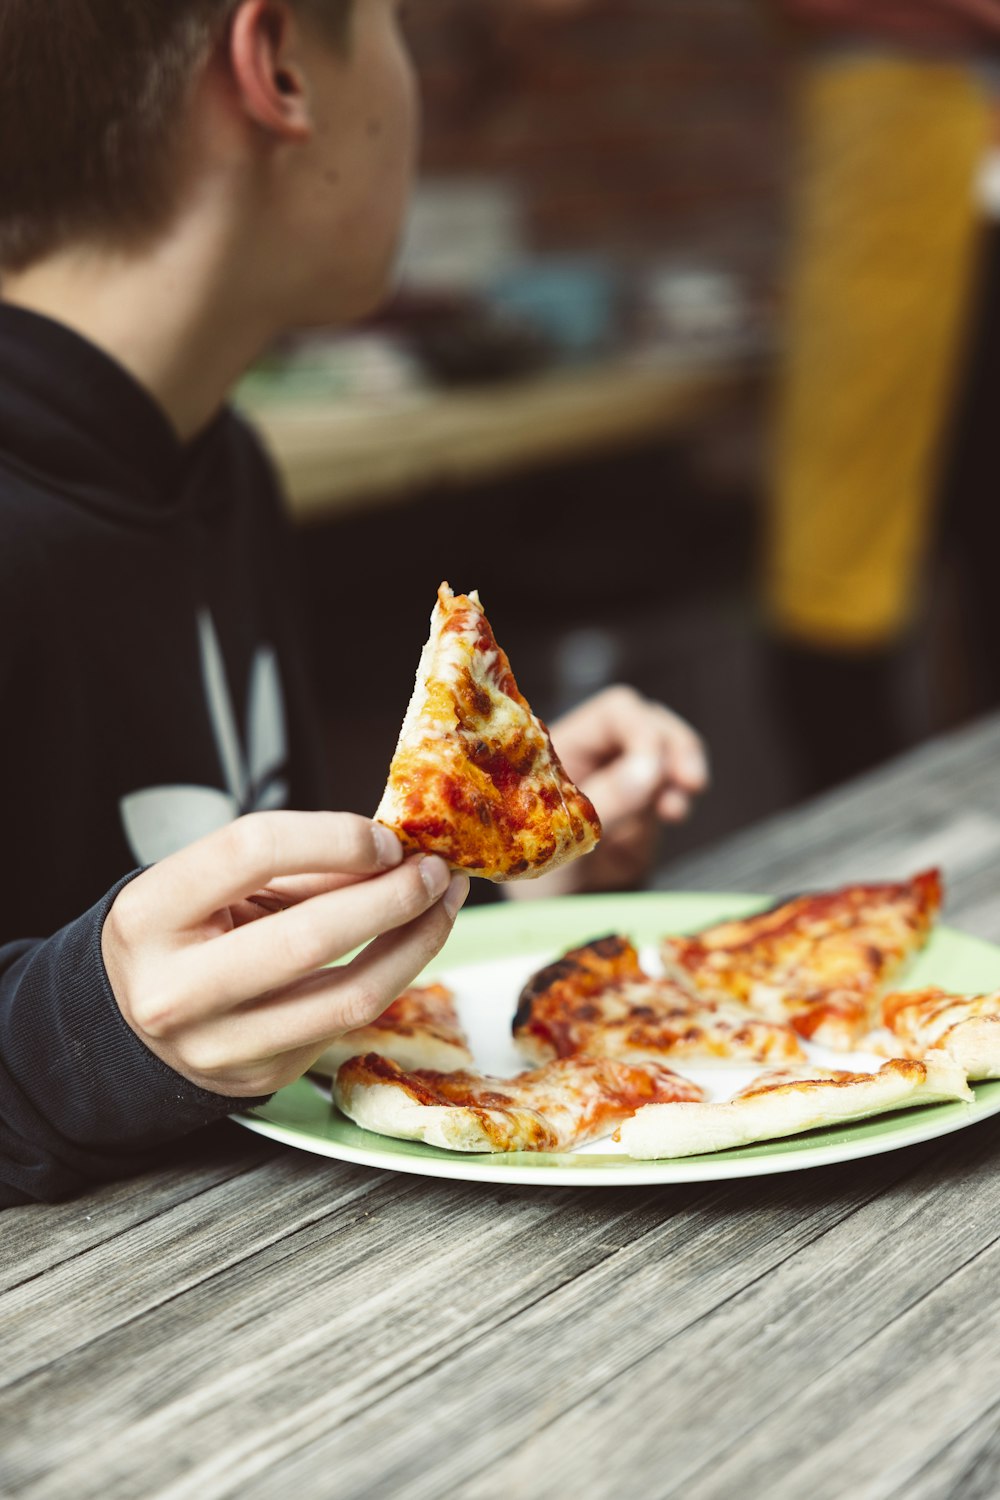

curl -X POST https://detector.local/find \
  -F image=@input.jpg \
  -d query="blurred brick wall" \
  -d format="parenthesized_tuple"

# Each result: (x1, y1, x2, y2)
(407, 0, 791, 274)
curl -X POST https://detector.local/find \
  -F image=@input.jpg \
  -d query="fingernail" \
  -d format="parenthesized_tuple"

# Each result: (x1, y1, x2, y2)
(444, 872, 470, 919)
(419, 855, 451, 900)
(373, 823, 403, 868)
(622, 752, 661, 796)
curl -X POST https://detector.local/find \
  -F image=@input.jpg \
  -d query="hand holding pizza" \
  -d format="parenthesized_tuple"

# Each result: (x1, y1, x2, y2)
(101, 811, 469, 1099)
(519, 685, 709, 895)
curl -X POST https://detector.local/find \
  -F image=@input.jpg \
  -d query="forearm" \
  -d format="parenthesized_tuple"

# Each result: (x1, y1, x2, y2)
(0, 878, 266, 1208)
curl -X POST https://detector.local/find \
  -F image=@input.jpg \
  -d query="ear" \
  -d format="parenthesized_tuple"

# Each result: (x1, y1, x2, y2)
(229, 0, 312, 142)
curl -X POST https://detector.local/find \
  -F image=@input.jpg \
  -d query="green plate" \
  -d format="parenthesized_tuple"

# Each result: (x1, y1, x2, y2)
(233, 892, 1000, 1186)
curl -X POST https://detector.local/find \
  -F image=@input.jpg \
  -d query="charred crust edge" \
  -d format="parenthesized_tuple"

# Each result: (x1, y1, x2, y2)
(512, 935, 630, 1035)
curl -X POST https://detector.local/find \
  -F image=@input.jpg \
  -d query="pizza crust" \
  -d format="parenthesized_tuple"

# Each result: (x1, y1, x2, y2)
(333, 1053, 704, 1154)
(617, 1053, 972, 1159)
(334, 1074, 549, 1153)
(313, 1029, 473, 1080)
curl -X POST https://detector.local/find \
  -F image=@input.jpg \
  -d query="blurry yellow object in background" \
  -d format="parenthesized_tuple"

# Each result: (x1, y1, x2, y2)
(768, 56, 991, 650)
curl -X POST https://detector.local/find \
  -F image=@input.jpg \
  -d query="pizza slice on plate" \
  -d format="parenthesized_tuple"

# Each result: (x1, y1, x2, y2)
(617, 1053, 972, 1160)
(374, 583, 601, 881)
(312, 984, 474, 1079)
(870, 987, 1000, 1079)
(514, 935, 808, 1067)
(660, 870, 942, 1050)
(333, 1053, 704, 1153)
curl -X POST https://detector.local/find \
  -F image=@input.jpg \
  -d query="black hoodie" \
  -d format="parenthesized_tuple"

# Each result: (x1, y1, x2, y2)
(0, 304, 329, 1206)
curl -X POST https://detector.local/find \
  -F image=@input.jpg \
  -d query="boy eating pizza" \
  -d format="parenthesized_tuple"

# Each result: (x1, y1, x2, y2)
(0, 0, 708, 1206)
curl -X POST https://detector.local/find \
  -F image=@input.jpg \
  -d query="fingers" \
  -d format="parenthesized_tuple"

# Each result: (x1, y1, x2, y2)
(577, 758, 653, 832)
(145, 855, 459, 1030)
(243, 868, 382, 910)
(261, 878, 468, 1061)
(657, 787, 693, 823)
(129, 812, 403, 930)
(539, 685, 710, 900)
(581, 750, 695, 832)
(151, 875, 471, 1092)
(336, 874, 470, 1025)
(553, 686, 709, 798)
(604, 690, 709, 795)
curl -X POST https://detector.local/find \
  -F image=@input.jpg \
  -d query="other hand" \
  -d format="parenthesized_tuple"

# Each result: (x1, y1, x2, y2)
(511, 685, 710, 897)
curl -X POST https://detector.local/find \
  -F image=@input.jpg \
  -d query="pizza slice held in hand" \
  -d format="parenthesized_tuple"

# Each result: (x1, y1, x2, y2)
(312, 984, 474, 1080)
(514, 935, 808, 1067)
(617, 1053, 972, 1160)
(374, 583, 601, 882)
(660, 870, 942, 1050)
(333, 1053, 704, 1153)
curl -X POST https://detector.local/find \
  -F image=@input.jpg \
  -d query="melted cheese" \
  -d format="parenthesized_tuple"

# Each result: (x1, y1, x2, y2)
(515, 937, 808, 1067)
(375, 583, 600, 881)
(660, 872, 942, 1049)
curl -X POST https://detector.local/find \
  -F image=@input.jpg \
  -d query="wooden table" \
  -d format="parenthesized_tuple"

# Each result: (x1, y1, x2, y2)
(7, 716, 1000, 1500)
(239, 348, 761, 523)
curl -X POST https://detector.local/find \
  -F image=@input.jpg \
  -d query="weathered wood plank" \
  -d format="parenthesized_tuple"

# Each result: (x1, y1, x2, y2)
(5, 1143, 937, 1500)
(892, 1406, 1000, 1500)
(0, 1125, 278, 1294)
(0, 1151, 399, 1388)
(254, 1122, 1000, 1494)
(445, 1119, 1000, 1500)
(2, 1178, 719, 1495)
(680, 1213, 1000, 1499)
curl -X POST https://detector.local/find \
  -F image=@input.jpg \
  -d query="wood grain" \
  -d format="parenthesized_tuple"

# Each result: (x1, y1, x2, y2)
(0, 1126, 279, 1295)
(6, 716, 1000, 1500)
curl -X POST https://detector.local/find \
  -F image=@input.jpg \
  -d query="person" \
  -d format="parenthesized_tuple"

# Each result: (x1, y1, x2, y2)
(767, 0, 999, 791)
(0, 0, 708, 1208)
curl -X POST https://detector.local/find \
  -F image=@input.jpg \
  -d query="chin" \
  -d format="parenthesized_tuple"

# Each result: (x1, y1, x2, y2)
(332, 224, 408, 323)
(291, 276, 393, 331)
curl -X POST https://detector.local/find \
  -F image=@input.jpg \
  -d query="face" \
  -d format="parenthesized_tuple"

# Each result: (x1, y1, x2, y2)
(288, 0, 419, 324)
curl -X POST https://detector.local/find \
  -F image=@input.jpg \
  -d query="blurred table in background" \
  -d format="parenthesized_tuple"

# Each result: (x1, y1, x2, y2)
(239, 348, 764, 524)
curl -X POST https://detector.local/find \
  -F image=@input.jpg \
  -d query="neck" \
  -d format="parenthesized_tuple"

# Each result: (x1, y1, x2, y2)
(1, 210, 281, 444)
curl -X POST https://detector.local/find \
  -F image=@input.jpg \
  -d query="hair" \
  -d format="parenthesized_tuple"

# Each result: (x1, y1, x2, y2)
(0, 0, 352, 272)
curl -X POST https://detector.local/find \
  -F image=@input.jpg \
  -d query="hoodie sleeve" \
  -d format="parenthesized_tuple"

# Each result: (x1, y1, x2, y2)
(0, 875, 271, 1208)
